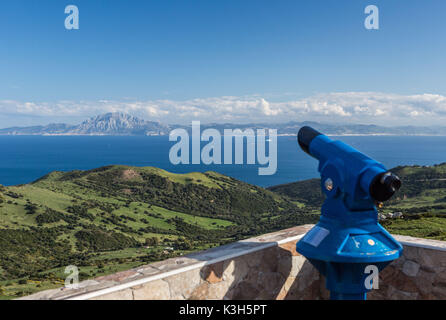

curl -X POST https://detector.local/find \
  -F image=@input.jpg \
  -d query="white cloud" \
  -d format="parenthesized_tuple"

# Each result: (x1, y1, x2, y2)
(2, 92, 446, 126)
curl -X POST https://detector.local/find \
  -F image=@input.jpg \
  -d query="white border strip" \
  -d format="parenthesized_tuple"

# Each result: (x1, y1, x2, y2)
(65, 234, 306, 300)
(396, 238, 446, 252)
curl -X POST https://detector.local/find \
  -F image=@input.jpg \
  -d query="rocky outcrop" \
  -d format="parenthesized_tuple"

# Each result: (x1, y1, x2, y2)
(378, 212, 403, 220)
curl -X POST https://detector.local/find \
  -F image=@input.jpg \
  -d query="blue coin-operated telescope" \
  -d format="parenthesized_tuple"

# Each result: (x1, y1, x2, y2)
(296, 126, 403, 300)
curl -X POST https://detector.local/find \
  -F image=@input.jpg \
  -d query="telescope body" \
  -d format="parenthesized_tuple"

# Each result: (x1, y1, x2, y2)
(296, 127, 403, 300)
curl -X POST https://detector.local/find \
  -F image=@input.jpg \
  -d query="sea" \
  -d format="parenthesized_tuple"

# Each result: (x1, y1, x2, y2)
(0, 135, 445, 187)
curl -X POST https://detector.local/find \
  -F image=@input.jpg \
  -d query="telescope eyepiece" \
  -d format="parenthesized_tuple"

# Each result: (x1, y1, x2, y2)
(370, 172, 401, 202)
(297, 125, 402, 204)
(298, 126, 322, 155)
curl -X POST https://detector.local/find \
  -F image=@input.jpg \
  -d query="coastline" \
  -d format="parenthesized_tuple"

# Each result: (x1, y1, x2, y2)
(1, 133, 446, 137)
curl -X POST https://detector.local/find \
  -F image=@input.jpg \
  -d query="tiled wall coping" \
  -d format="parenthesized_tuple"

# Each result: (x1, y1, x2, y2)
(393, 235, 446, 252)
(21, 225, 314, 300)
(20, 225, 446, 300)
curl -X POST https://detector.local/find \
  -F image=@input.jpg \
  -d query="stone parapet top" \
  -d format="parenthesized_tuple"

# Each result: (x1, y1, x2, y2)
(20, 224, 446, 300)
(21, 225, 314, 300)
(393, 235, 446, 252)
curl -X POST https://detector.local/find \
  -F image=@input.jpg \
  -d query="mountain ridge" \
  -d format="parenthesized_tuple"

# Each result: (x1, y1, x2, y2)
(0, 164, 316, 298)
(1, 163, 446, 298)
(0, 112, 170, 136)
(2, 112, 446, 136)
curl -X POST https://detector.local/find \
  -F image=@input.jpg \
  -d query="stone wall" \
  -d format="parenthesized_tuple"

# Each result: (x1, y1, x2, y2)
(21, 225, 446, 300)
(367, 235, 446, 300)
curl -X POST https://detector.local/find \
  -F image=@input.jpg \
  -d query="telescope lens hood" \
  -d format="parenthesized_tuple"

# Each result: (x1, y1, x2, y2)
(370, 172, 402, 202)
(298, 126, 322, 155)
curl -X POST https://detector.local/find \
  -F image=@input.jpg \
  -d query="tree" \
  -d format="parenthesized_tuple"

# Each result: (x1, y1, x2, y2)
(25, 203, 37, 215)
(145, 237, 159, 246)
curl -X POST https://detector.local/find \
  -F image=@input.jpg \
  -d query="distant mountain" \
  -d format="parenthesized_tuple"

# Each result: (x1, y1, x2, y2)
(198, 121, 446, 136)
(273, 121, 446, 136)
(70, 112, 169, 135)
(0, 112, 170, 136)
(1, 112, 446, 136)
(0, 123, 76, 135)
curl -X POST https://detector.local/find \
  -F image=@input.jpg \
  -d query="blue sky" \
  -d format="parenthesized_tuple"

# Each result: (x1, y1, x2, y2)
(1, 0, 446, 126)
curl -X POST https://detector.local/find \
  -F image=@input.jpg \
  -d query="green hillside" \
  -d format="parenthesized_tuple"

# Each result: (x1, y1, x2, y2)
(4, 162, 445, 299)
(269, 163, 446, 241)
(268, 178, 324, 208)
(0, 165, 317, 299)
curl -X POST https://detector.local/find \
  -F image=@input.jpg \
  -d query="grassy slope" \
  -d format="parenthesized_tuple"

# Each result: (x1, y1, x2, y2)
(379, 163, 446, 240)
(7, 162, 444, 298)
(269, 163, 446, 241)
(0, 165, 315, 298)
